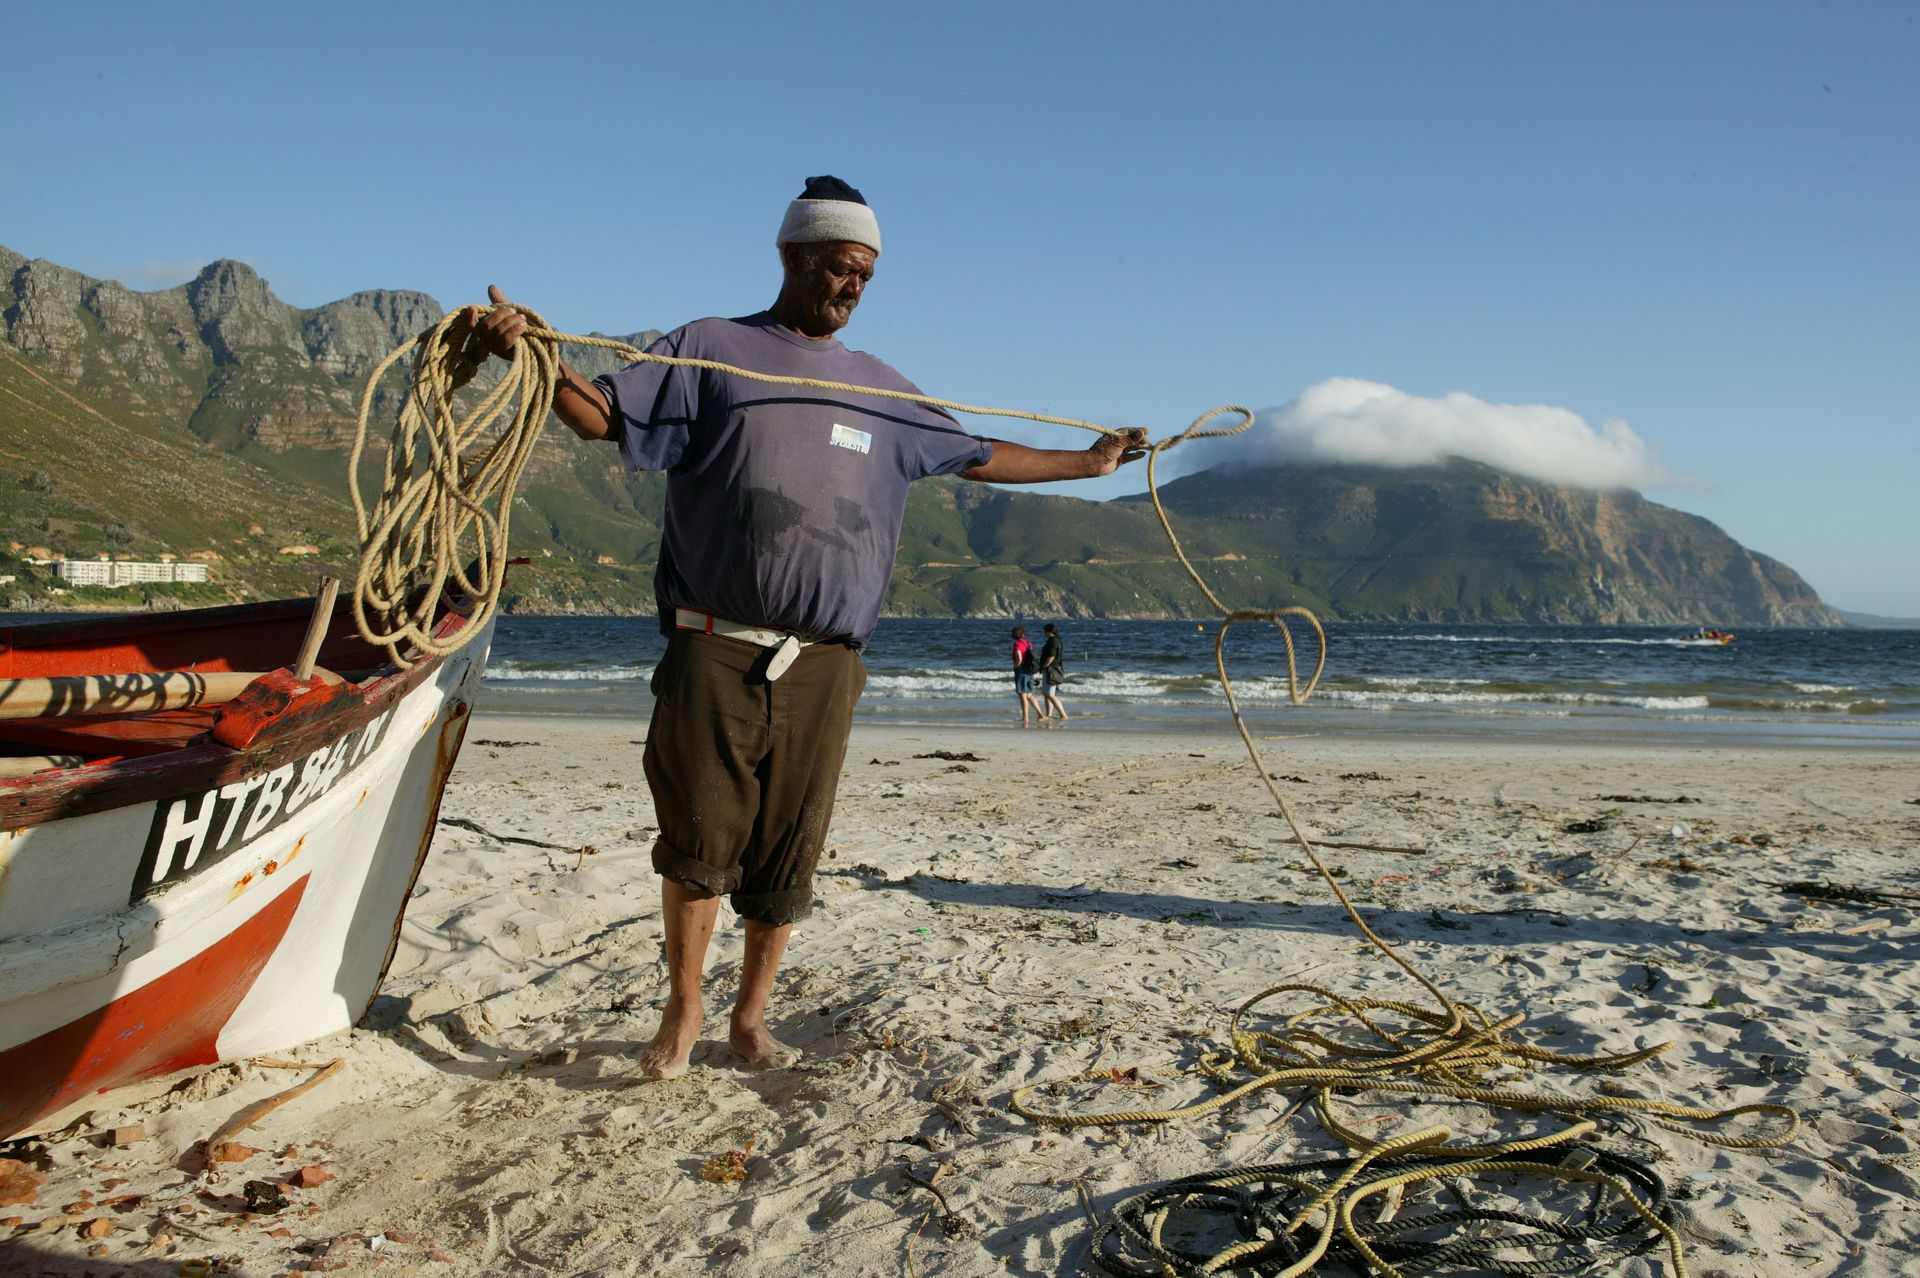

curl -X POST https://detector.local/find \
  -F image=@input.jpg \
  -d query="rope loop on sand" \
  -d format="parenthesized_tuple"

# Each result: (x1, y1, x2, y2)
(1087, 1142, 1685, 1278)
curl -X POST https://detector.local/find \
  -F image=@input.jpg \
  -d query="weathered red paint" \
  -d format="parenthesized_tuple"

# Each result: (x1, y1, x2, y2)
(211, 669, 353, 750)
(0, 707, 220, 762)
(0, 875, 309, 1136)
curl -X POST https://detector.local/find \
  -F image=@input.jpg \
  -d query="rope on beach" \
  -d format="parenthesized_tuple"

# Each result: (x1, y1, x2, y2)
(1013, 982, 1789, 1266)
(352, 303, 1801, 1275)
(1012, 986, 1792, 1145)
(1087, 1141, 1680, 1278)
(1007, 469, 1801, 1274)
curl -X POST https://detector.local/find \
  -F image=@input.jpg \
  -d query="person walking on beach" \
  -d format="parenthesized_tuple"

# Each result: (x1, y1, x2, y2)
(1038, 622, 1068, 721)
(466, 176, 1147, 1079)
(1011, 625, 1042, 726)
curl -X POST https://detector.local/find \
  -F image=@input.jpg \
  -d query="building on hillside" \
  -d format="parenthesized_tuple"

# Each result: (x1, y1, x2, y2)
(55, 558, 211, 588)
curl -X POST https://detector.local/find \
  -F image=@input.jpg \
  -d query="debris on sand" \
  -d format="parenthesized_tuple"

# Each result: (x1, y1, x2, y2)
(698, 1138, 756, 1185)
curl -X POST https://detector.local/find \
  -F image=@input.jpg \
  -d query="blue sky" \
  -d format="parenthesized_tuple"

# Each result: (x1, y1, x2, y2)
(5, 3, 1916, 614)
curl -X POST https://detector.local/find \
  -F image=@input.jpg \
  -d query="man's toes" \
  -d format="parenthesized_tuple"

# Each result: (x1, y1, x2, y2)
(729, 1033, 801, 1069)
(733, 1045, 800, 1070)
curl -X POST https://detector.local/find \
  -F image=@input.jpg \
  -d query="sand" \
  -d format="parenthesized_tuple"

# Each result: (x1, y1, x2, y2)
(5, 713, 1917, 1276)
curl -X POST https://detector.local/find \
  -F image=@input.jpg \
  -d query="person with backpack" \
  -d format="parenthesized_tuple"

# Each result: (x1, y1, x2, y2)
(1037, 622, 1069, 721)
(1011, 626, 1043, 726)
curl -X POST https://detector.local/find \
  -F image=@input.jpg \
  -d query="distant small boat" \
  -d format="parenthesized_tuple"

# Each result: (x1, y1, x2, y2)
(1676, 628, 1736, 646)
(0, 591, 490, 1137)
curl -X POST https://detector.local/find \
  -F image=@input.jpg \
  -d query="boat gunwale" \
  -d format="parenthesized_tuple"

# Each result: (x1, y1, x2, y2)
(0, 596, 323, 664)
(0, 605, 478, 834)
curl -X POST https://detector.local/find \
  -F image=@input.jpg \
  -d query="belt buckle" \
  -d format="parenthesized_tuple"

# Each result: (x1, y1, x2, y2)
(765, 634, 802, 681)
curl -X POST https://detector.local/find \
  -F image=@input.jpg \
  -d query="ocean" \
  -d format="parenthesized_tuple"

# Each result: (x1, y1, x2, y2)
(480, 616, 1920, 748)
(5, 610, 1912, 746)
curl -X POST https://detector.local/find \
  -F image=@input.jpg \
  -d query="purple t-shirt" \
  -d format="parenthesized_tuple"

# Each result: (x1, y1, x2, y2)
(594, 312, 993, 648)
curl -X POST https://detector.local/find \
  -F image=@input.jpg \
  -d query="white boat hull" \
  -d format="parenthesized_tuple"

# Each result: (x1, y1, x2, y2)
(0, 624, 490, 1136)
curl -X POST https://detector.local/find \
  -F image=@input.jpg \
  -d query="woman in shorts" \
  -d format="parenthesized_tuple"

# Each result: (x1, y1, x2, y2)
(1010, 626, 1042, 726)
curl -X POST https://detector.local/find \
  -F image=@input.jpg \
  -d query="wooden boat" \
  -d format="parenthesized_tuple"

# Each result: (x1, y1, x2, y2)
(0, 592, 491, 1137)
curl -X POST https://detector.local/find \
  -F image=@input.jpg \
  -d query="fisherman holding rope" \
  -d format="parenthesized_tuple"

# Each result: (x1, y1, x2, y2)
(465, 176, 1146, 1078)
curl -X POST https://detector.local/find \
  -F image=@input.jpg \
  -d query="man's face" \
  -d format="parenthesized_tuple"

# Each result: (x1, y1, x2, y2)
(784, 242, 877, 336)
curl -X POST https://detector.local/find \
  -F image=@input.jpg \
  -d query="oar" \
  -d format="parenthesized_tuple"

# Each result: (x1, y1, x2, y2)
(0, 671, 266, 722)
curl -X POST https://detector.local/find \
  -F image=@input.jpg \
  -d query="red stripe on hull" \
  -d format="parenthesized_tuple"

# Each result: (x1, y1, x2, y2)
(0, 875, 309, 1136)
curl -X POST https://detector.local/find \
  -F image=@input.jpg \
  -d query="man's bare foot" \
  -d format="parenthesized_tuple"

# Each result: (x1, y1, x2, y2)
(639, 996, 703, 1080)
(729, 1019, 800, 1070)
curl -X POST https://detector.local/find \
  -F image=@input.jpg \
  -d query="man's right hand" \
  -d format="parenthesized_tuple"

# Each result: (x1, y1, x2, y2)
(457, 285, 615, 442)
(466, 284, 527, 362)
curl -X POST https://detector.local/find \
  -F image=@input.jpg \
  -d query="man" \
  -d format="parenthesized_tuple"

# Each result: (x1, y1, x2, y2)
(469, 176, 1145, 1079)
(1038, 622, 1068, 721)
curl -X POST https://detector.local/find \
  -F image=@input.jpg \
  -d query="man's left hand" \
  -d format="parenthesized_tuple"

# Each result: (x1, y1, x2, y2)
(1087, 427, 1151, 476)
(960, 428, 1152, 485)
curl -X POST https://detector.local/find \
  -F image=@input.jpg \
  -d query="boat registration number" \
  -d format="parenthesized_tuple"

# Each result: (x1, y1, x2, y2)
(133, 709, 395, 900)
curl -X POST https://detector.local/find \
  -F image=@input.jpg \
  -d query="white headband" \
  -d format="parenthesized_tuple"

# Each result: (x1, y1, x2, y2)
(776, 198, 882, 254)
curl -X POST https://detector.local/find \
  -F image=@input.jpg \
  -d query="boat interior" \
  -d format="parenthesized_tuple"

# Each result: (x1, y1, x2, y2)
(0, 599, 393, 776)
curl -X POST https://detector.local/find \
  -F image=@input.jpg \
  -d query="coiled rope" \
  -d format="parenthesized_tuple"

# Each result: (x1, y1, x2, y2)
(1089, 1139, 1679, 1278)
(349, 305, 1278, 669)
(350, 305, 1797, 1274)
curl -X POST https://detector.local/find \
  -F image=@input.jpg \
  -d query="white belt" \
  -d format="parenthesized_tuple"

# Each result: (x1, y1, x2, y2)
(674, 608, 811, 681)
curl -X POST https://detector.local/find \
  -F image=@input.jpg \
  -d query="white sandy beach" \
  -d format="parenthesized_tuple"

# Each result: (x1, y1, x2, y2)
(5, 712, 1917, 1276)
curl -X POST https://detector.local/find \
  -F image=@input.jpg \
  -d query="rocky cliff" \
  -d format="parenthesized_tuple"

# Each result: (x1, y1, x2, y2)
(0, 247, 656, 454)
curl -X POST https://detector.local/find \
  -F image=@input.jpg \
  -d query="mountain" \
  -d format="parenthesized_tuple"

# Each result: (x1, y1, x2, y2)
(0, 243, 667, 612)
(1, 246, 1843, 626)
(1106, 460, 1841, 625)
(1837, 610, 1920, 630)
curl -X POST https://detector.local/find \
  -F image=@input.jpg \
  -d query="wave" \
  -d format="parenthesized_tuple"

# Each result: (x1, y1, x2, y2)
(1710, 696, 1894, 716)
(482, 662, 1909, 720)
(860, 668, 1722, 713)
(1361, 675, 1492, 689)
(1361, 633, 1731, 648)
(864, 669, 1188, 699)
(1303, 687, 1710, 711)
(486, 661, 652, 682)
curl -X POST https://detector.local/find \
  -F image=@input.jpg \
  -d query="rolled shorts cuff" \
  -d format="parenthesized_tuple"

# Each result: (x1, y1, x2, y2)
(731, 887, 814, 927)
(651, 841, 739, 896)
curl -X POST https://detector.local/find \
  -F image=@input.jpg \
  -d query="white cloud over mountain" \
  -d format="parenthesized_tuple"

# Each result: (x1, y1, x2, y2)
(1178, 378, 1679, 491)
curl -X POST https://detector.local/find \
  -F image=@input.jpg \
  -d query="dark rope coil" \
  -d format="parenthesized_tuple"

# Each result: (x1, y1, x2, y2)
(1089, 1145, 1673, 1278)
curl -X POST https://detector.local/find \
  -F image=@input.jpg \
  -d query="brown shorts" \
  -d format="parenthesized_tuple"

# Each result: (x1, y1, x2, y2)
(643, 630, 865, 926)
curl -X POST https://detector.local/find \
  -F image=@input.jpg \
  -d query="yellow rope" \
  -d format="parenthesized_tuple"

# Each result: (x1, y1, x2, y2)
(352, 304, 1798, 1273)
(349, 306, 1280, 670)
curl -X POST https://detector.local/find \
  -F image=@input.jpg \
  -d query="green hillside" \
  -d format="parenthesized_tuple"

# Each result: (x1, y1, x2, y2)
(0, 342, 350, 604)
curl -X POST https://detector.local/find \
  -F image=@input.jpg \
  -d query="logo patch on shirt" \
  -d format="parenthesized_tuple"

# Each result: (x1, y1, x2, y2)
(829, 422, 872, 455)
